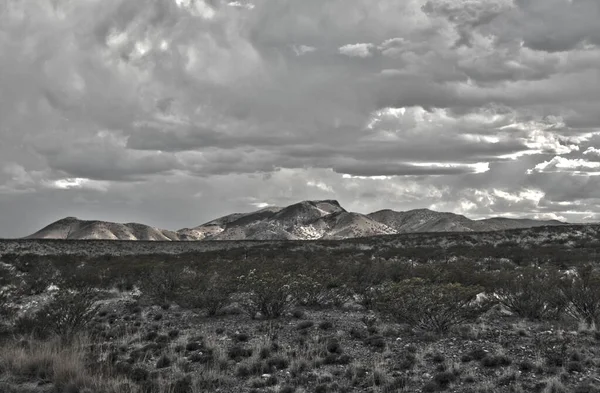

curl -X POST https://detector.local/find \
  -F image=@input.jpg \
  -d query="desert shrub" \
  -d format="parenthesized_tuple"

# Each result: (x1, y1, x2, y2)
(57, 263, 110, 291)
(296, 321, 314, 330)
(481, 353, 512, 368)
(155, 355, 172, 369)
(0, 264, 20, 323)
(559, 265, 600, 328)
(319, 321, 334, 330)
(19, 289, 98, 339)
(293, 273, 351, 308)
(364, 335, 386, 351)
(177, 271, 234, 316)
(433, 371, 457, 387)
(348, 262, 393, 309)
(237, 270, 304, 318)
(495, 268, 565, 320)
(377, 279, 493, 334)
(18, 260, 59, 295)
(228, 345, 252, 361)
(138, 265, 183, 305)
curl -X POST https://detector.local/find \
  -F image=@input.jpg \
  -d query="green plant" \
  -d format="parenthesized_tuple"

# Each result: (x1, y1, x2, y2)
(29, 289, 98, 339)
(237, 270, 304, 318)
(559, 265, 600, 328)
(18, 260, 59, 295)
(138, 265, 183, 305)
(177, 271, 234, 316)
(0, 264, 19, 323)
(377, 279, 493, 334)
(495, 268, 565, 320)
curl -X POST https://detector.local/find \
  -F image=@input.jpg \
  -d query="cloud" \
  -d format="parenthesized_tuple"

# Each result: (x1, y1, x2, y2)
(292, 45, 316, 56)
(529, 156, 600, 175)
(583, 147, 600, 160)
(339, 43, 374, 58)
(1, 0, 600, 236)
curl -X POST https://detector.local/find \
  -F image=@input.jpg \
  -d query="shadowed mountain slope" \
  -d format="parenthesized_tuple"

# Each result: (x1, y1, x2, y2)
(26, 201, 567, 241)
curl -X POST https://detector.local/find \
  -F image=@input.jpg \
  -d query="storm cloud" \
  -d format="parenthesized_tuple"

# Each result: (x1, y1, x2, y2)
(1, 0, 600, 237)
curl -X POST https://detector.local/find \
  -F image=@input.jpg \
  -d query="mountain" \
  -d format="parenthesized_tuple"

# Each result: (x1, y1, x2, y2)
(192, 200, 352, 240)
(367, 208, 566, 233)
(25, 217, 180, 241)
(177, 207, 284, 240)
(25, 201, 568, 241)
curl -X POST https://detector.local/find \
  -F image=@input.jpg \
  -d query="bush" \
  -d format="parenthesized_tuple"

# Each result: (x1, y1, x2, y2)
(296, 321, 314, 330)
(20, 289, 98, 339)
(177, 271, 234, 316)
(377, 279, 493, 334)
(559, 265, 600, 328)
(293, 274, 351, 308)
(238, 270, 304, 319)
(17, 260, 59, 295)
(138, 265, 183, 305)
(433, 371, 457, 387)
(481, 354, 512, 368)
(495, 268, 565, 320)
(0, 264, 19, 323)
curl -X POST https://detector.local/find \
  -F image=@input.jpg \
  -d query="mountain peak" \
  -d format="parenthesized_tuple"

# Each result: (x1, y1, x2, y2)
(26, 201, 568, 241)
(60, 216, 80, 222)
(26, 217, 178, 241)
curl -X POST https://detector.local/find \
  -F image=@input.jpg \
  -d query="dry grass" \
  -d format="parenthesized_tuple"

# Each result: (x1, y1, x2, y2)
(0, 335, 129, 392)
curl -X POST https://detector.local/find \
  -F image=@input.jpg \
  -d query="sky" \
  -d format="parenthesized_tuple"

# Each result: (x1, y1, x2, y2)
(1, 0, 600, 237)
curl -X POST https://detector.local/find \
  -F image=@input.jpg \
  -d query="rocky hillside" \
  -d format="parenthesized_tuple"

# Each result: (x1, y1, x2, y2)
(25, 217, 180, 241)
(368, 208, 565, 233)
(25, 200, 567, 241)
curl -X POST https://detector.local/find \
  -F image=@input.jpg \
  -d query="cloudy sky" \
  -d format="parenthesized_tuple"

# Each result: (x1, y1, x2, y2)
(1, 0, 600, 237)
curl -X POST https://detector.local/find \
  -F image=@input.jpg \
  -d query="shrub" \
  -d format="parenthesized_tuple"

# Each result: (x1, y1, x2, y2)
(326, 339, 343, 354)
(364, 335, 386, 351)
(237, 270, 304, 318)
(155, 355, 171, 369)
(138, 265, 182, 305)
(293, 274, 351, 308)
(17, 260, 59, 295)
(433, 371, 457, 387)
(559, 265, 600, 328)
(22, 289, 98, 339)
(319, 321, 334, 330)
(567, 361, 584, 373)
(228, 345, 252, 361)
(0, 264, 19, 323)
(377, 279, 493, 334)
(519, 360, 535, 372)
(495, 268, 565, 320)
(481, 354, 512, 368)
(177, 271, 234, 316)
(296, 321, 314, 330)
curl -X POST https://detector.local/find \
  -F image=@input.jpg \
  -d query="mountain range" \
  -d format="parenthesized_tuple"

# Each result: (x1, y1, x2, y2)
(25, 200, 567, 241)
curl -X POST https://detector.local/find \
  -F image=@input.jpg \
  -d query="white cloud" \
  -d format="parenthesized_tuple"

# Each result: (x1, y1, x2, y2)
(338, 43, 375, 58)
(47, 178, 108, 191)
(583, 147, 600, 159)
(250, 202, 270, 208)
(175, 0, 216, 19)
(228, 1, 255, 9)
(529, 156, 600, 175)
(307, 180, 334, 193)
(292, 45, 317, 56)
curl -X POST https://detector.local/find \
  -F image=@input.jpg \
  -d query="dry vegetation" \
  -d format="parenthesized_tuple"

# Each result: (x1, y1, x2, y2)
(2, 229, 600, 392)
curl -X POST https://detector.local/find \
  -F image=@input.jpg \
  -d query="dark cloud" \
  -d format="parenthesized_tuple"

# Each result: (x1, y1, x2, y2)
(1, 0, 600, 237)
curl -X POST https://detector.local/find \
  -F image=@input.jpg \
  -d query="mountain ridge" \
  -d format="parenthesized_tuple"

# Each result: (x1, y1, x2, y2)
(25, 200, 567, 241)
